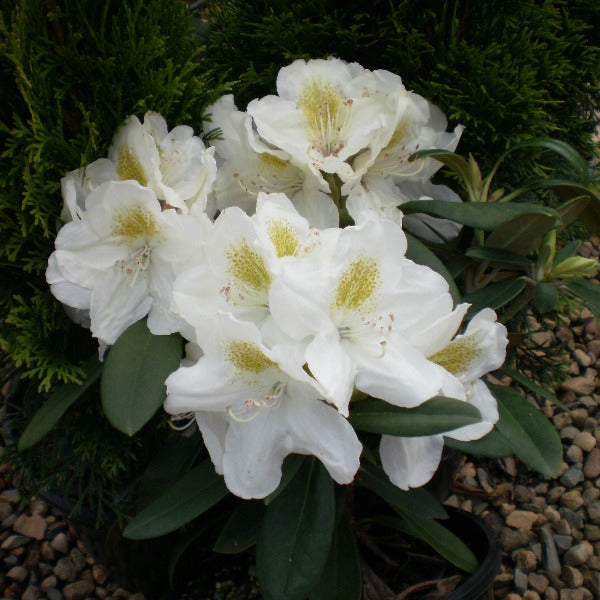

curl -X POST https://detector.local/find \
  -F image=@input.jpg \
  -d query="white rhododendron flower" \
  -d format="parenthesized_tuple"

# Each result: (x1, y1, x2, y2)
(164, 315, 362, 499)
(206, 95, 338, 227)
(269, 217, 450, 415)
(247, 57, 405, 188)
(47, 180, 207, 348)
(380, 308, 507, 490)
(60, 112, 216, 220)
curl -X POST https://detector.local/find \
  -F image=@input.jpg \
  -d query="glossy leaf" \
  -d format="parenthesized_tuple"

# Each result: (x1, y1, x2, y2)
(214, 501, 265, 554)
(357, 463, 447, 518)
(18, 355, 102, 451)
(101, 320, 182, 436)
(386, 514, 478, 573)
(463, 278, 526, 319)
(485, 213, 557, 255)
(491, 385, 562, 478)
(123, 460, 228, 539)
(556, 194, 591, 229)
(533, 282, 559, 314)
(565, 278, 600, 318)
(554, 240, 581, 266)
(406, 233, 460, 305)
(349, 396, 482, 437)
(310, 517, 362, 600)
(501, 364, 564, 409)
(466, 246, 533, 269)
(256, 460, 335, 600)
(400, 200, 558, 231)
(444, 429, 513, 458)
(263, 454, 306, 505)
(410, 149, 471, 183)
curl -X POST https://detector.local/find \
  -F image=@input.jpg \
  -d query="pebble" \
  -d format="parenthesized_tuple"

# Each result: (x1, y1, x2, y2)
(7, 565, 28, 582)
(22, 585, 40, 600)
(586, 501, 600, 524)
(560, 489, 584, 510)
(501, 527, 533, 551)
(54, 557, 77, 582)
(552, 534, 573, 551)
(63, 579, 94, 600)
(562, 565, 584, 587)
(584, 448, 600, 478)
(507, 510, 540, 531)
(563, 540, 594, 566)
(574, 431, 597, 452)
(528, 572, 549, 593)
(541, 525, 562, 576)
(565, 445, 583, 463)
(13, 513, 48, 541)
(50, 532, 69, 554)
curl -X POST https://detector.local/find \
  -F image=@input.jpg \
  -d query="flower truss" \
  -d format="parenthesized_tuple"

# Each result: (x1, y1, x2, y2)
(47, 58, 509, 503)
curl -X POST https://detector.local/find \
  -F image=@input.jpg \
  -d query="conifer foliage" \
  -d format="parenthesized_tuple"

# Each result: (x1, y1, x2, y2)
(0, 0, 227, 391)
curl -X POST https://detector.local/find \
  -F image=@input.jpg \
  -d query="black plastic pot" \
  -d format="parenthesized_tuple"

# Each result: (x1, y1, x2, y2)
(443, 507, 501, 600)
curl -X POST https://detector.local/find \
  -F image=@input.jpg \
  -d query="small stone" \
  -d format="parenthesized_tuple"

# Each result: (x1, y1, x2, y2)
(574, 431, 597, 452)
(96, 588, 108, 599)
(504, 595, 522, 600)
(524, 593, 541, 600)
(29, 499, 48, 516)
(40, 541, 55, 561)
(541, 525, 562, 576)
(552, 534, 573, 551)
(22, 585, 40, 600)
(586, 501, 600, 524)
(566, 444, 584, 464)
(548, 486, 567, 504)
(63, 579, 95, 600)
(574, 348, 593, 367)
(582, 569, 600, 595)
(513, 549, 538, 571)
(560, 489, 585, 511)
(51, 532, 69, 554)
(1, 534, 31, 550)
(584, 448, 600, 479)
(582, 485, 600, 503)
(528, 572, 549, 594)
(7, 565, 28, 582)
(92, 564, 109, 585)
(544, 506, 561, 524)
(562, 565, 584, 587)
(562, 375, 596, 395)
(40, 575, 57, 592)
(46, 588, 63, 600)
(564, 540, 594, 566)
(54, 557, 77, 582)
(507, 509, 539, 531)
(500, 526, 533, 551)
(561, 465, 585, 486)
(560, 426, 580, 441)
(1, 512, 17, 529)
(553, 413, 573, 429)
(560, 507, 584, 530)
(584, 523, 600, 541)
(545, 588, 559, 600)
(515, 568, 528, 593)
(70, 548, 86, 572)
(0, 501, 11, 520)
(0, 488, 21, 503)
(13, 513, 47, 540)
(588, 555, 600, 569)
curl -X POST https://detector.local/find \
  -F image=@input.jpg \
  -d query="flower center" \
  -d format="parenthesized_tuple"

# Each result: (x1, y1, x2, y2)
(116, 147, 148, 186)
(113, 205, 160, 244)
(298, 78, 351, 155)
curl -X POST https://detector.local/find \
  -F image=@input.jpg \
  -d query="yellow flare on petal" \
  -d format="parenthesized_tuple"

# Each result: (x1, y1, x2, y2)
(117, 147, 148, 186)
(113, 206, 160, 243)
(259, 153, 289, 169)
(429, 337, 480, 375)
(226, 239, 272, 292)
(226, 340, 275, 374)
(267, 219, 300, 258)
(335, 256, 380, 311)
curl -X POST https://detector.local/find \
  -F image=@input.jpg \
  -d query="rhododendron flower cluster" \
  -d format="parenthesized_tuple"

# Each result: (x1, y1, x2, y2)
(47, 58, 507, 500)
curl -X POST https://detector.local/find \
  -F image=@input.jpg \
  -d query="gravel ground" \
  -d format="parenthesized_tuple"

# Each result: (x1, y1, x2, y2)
(0, 237, 598, 600)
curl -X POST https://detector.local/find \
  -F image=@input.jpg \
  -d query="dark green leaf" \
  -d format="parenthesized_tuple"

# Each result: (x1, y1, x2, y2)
(463, 278, 526, 319)
(444, 429, 513, 458)
(577, 202, 600, 235)
(386, 514, 478, 573)
(400, 200, 559, 231)
(410, 149, 471, 183)
(406, 233, 460, 305)
(491, 385, 563, 477)
(466, 246, 533, 269)
(257, 460, 335, 600)
(556, 195, 591, 229)
(565, 279, 600, 318)
(357, 463, 447, 518)
(167, 519, 212, 588)
(101, 320, 182, 436)
(263, 454, 306, 505)
(484, 213, 557, 255)
(533, 283, 559, 314)
(136, 435, 201, 505)
(123, 460, 228, 539)
(501, 364, 564, 409)
(18, 355, 102, 452)
(310, 517, 362, 600)
(214, 501, 265, 554)
(349, 396, 482, 436)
